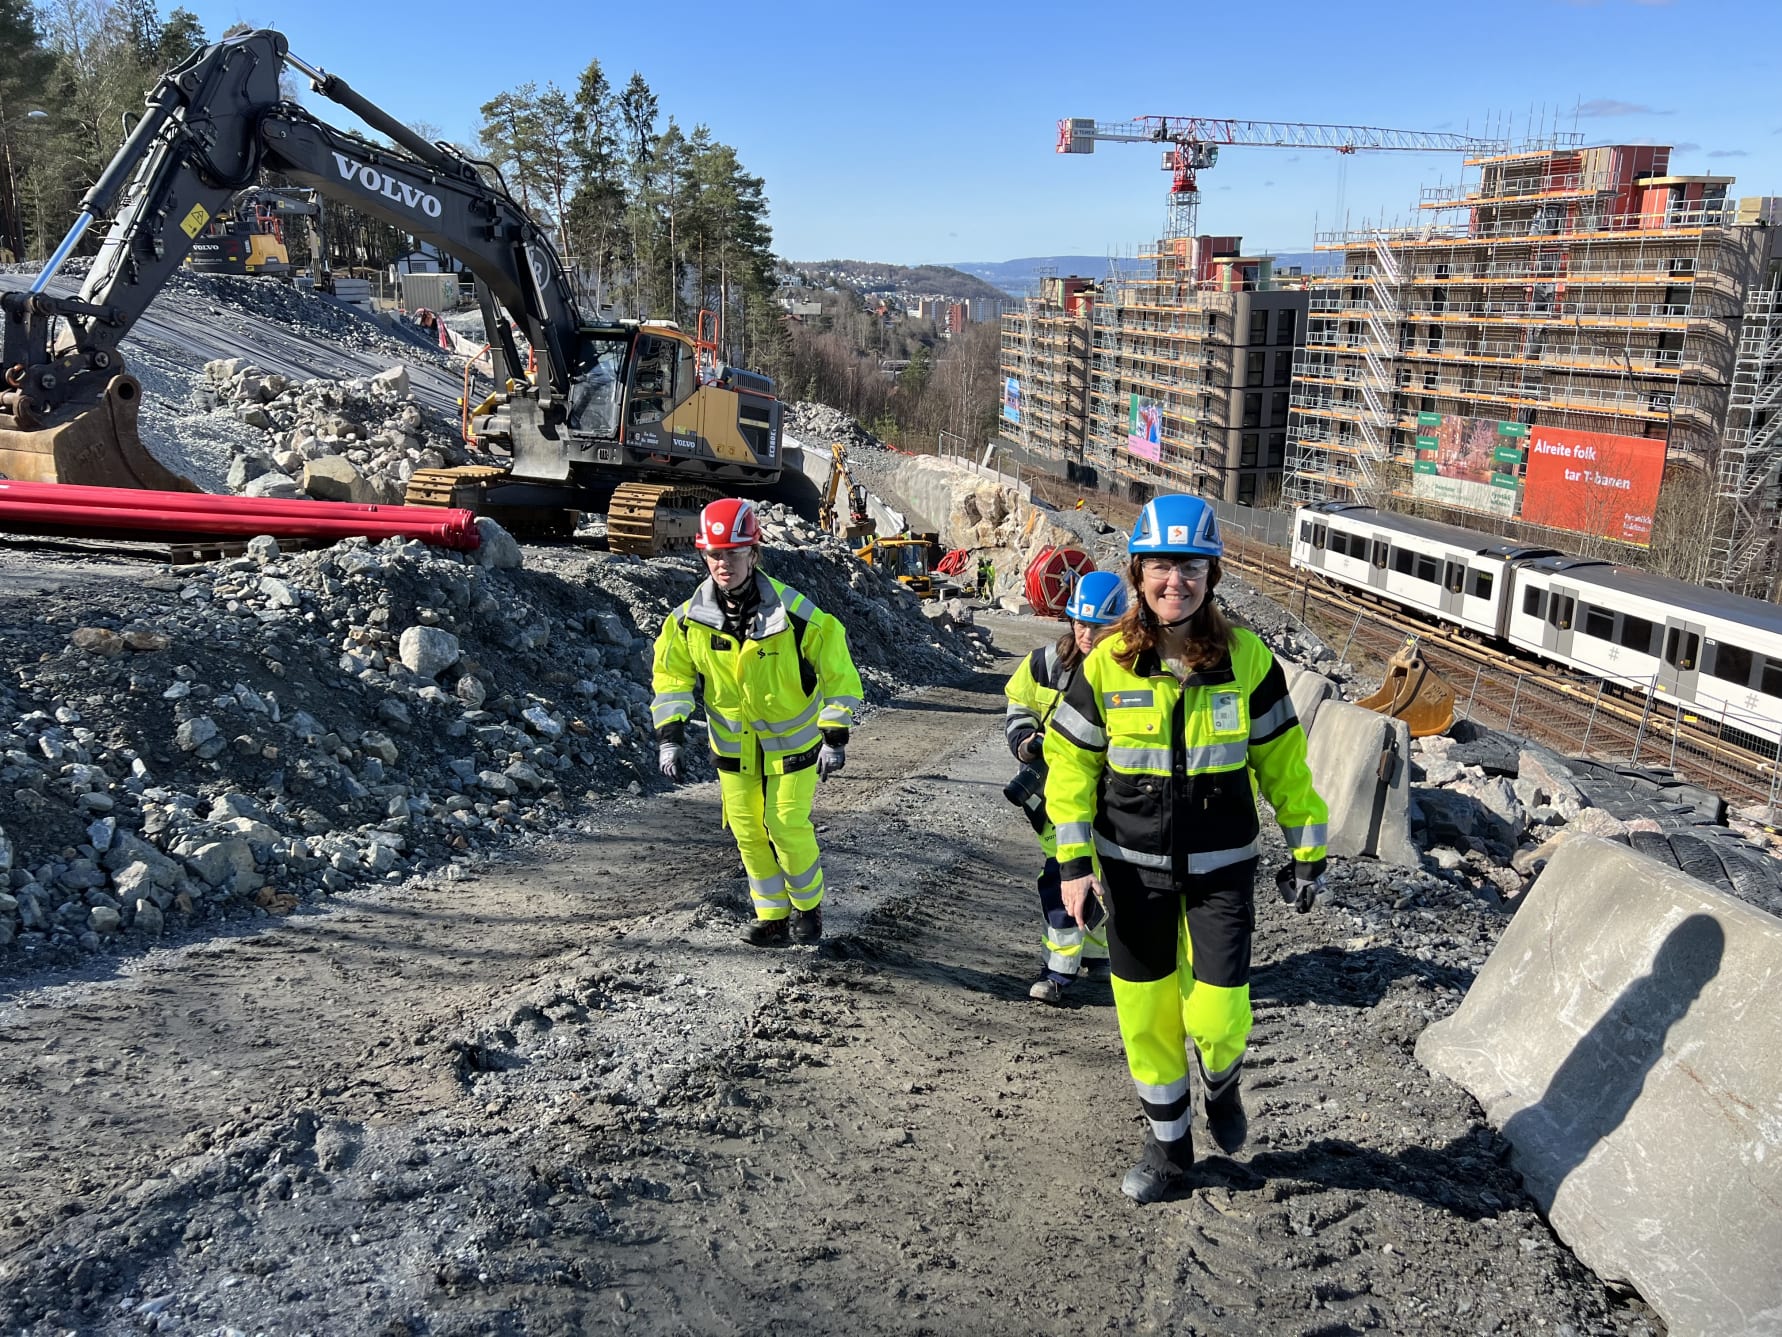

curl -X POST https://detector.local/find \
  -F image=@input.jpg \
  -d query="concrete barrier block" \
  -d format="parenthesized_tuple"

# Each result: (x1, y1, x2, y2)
(1416, 835, 1782, 1337)
(1304, 701, 1418, 867)
(1286, 664, 1336, 738)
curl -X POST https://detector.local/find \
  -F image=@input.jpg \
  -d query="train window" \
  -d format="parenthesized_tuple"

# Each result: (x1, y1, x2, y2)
(1616, 614, 1658, 655)
(1392, 547, 1414, 576)
(1762, 658, 1782, 697)
(1372, 540, 1389, 569)
(1583, 605, 1615, 641)
(1468, 569, 1495, 600)
(1547, 593, 1574, 630)
(1523, 586, 1546, 617)
(1709, 642, 1756, 687)
(1328, 530, 1349, 557)
(1312, 524, 1326, 550)
(1299, 520, 1312, 544)
(1664, 627, 1700, 671)
(1414, 554, 1440, 584)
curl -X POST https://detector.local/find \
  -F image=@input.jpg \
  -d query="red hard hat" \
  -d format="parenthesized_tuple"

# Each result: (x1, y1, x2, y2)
(695, 497, 761, 550)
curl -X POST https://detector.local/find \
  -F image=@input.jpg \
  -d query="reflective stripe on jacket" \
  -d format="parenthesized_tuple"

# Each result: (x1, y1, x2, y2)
(1043, 627, 1328, 884)
(1004, 643, 1068, 756)
(651, 573, 864, 775)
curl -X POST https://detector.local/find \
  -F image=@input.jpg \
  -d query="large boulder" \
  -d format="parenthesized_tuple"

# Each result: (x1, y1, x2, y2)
(302, 456, 374, 504)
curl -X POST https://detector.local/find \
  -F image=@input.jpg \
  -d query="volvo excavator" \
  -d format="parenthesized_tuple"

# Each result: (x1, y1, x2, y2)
(0, 29, 782, 555)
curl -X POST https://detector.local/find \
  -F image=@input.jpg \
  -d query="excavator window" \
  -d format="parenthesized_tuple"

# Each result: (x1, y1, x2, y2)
(629, 336, 673, 426)
(567, 332, 628, 436)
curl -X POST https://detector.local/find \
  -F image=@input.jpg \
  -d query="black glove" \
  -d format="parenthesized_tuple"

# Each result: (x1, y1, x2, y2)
(1275, 860, 1326, 914)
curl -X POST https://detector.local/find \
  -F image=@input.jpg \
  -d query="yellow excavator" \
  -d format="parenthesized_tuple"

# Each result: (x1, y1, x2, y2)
(854, 532, 943, 599)
(817, 443, 875, 542)
(0, 29, 784, 556)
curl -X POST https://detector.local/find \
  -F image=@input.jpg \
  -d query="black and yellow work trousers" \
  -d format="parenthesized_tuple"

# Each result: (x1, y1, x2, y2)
(1103, 856, 1257, 1156)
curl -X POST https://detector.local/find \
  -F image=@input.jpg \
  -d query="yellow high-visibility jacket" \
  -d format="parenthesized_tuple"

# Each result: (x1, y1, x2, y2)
(651, 573, 863, 775)
(1004, 642, 1069, 757)
(1043, 627, 1328, 884)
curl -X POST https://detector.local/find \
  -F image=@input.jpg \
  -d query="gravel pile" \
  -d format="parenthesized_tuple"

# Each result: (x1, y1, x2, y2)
(201, 360, 473, 504)
(785, 401, 885, 456)
(0, 505, 990, 968)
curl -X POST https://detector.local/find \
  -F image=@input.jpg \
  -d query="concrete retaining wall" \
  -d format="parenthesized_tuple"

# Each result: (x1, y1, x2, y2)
(888, 455, 1080, 605)
(1304, 701, 1418, 867)
(1417, 835, 1782, 1337)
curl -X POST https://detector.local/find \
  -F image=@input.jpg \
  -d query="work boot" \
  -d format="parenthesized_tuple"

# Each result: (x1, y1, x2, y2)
(1121, 1134, 1193, 1204)
(1028, 970, 1073, 1004)
(742, 917, 791, 948)
(1200, 1060, 1248, 1155)
(1080, 957, 1109, 978)
(791, 906, 823, 944)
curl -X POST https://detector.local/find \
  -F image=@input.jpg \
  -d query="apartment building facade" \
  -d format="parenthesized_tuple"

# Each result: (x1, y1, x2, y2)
(999, 239, 1309, 505)
(1284, 142, 1782, 585)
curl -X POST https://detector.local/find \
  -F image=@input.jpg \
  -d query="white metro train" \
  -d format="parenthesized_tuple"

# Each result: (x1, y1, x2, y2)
(1288, 501, 1782, 748)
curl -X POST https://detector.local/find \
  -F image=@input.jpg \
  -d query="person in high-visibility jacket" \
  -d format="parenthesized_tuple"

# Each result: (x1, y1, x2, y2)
(1003, 569, 1128, 1003)
(1044, 494, 1329, 1203)
(652, 498, 865, 948)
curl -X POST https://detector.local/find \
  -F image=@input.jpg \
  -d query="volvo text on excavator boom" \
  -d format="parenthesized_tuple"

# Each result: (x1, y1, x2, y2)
(0, 29, 783, 555)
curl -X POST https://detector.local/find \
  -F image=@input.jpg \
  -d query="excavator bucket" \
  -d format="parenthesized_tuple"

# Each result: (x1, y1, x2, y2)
(1356, 635, 1457, 738)
(0, 376, 200, 492)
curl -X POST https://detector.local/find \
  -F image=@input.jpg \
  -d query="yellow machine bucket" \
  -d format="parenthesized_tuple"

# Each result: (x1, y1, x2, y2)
(1356, 635, 1457, 738)
(0, 375, 200, 492)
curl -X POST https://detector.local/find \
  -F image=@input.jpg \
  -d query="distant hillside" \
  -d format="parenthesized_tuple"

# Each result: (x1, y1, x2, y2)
(786, 260, 1007, 303)
(952, 249, 1334, 296)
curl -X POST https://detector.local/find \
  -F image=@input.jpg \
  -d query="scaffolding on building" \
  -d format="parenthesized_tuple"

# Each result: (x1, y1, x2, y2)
(1285, 144, 1764, 535)
(1710, 282, 1782, 594)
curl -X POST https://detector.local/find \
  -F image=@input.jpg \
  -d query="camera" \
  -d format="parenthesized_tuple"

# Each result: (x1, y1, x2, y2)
(1003, 764, 1045, 807)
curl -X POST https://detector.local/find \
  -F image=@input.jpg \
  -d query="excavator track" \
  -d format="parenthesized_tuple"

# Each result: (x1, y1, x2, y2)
(606, 482, 716, 557)
(404, 464, 578, 540)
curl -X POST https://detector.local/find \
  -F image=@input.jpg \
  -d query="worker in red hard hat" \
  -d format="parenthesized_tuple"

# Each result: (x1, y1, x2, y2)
(651, 498, 865, 946)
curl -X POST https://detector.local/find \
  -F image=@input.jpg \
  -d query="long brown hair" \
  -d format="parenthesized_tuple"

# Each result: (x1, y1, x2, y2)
(1111, 556, 1233, 673)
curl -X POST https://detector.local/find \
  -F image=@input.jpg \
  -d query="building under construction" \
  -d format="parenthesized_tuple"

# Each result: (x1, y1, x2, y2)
(1284, 141, 1782, 591)
(999, 238, 1308, 506)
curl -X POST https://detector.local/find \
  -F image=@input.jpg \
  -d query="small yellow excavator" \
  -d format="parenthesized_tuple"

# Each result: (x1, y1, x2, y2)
(1357, 635, 1456, 737)
(854, 532, 942, 599)
(817, 443, 875, 542)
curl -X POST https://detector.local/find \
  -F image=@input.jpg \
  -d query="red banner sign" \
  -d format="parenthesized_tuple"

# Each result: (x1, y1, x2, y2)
(1519, 425, 1666, 546)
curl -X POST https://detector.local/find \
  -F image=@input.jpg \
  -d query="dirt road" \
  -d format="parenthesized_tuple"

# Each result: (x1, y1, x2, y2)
(0, 619, 1659, 1336)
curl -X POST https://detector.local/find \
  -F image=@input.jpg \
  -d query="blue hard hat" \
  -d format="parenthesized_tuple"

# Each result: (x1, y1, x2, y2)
(1065, 570, 1129, 625)
(1129, 494, 1223, 558)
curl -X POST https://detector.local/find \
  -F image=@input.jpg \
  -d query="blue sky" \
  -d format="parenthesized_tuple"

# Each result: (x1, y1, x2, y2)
(177, 0, 1776, 265)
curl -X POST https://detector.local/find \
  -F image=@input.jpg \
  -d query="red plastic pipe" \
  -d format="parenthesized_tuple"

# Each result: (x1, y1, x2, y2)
(0, 483, 480, 551)
(0, 479, 452, 522)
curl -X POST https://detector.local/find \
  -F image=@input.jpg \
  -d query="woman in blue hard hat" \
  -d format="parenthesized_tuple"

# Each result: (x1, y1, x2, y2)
(1003, 568, 1130, 1003)
(1043, 495, 1329, 1203)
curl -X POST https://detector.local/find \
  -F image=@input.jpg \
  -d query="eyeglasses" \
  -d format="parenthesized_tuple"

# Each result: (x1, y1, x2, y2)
(1139, 556, 1211, 581)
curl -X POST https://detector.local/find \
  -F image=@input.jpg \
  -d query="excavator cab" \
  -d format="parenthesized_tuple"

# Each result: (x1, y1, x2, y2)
(855, 532, 941, 599)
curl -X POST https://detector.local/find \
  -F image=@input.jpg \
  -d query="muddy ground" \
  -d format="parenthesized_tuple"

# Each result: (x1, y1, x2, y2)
(0, 615, 1662, 1336)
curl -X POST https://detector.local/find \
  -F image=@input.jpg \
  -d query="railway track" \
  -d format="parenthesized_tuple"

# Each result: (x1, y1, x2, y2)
(1222, 531, 1782, 812)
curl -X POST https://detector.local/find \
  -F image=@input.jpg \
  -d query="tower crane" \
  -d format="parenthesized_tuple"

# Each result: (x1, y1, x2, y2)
(1057, 116, 1507, 239)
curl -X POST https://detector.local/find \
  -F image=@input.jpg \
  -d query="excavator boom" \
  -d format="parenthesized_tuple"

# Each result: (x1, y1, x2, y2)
(0, 29, 782, 554)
